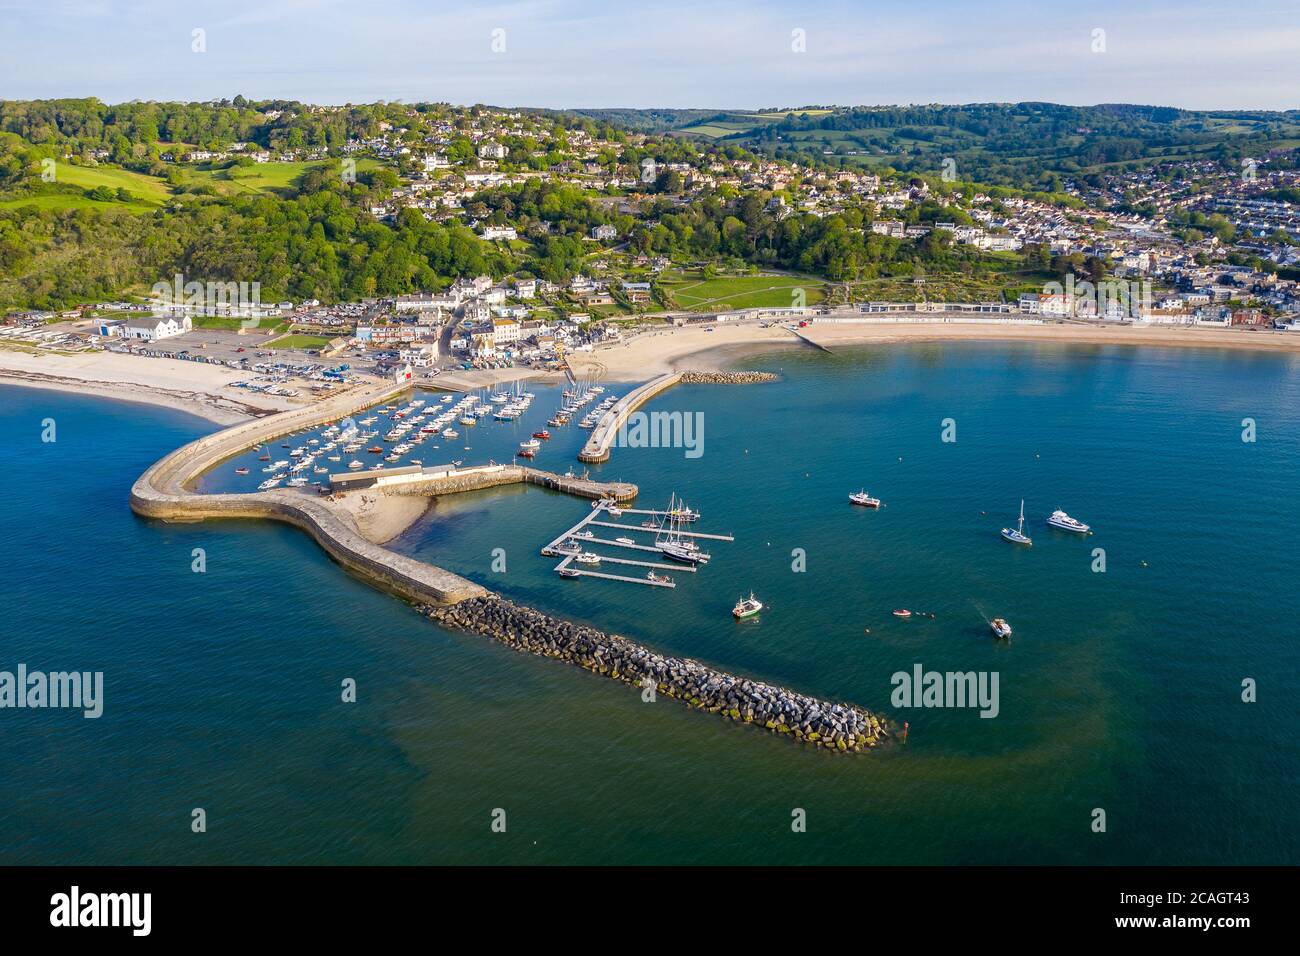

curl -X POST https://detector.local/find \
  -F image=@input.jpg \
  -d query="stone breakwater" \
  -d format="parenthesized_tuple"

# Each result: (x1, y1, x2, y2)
(679, 370, 779, 384)
(423, 595, 888, 752)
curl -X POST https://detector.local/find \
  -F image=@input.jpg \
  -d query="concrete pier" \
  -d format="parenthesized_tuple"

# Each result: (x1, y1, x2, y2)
(579, 372, 683, 463)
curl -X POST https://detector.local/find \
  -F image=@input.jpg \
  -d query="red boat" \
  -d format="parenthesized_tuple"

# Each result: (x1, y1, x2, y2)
(532, 430, 551, 440)
(367, 445, 384, 454)
(516, 448, 536, 459)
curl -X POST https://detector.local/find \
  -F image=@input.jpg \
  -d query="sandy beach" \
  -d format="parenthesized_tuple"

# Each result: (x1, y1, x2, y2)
(326, 489, 432, 544)
(0, 348, 306, 424)
(8, 322, 1300, 421)
(568, 321, 1300, 381)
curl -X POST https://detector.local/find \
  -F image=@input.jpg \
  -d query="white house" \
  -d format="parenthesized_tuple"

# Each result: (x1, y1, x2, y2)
(122, 315, 192, 342)
(591, 224, 618, 241)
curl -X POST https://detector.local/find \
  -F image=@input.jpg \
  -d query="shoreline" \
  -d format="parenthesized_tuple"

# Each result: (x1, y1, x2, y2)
(0, 349, 304, 425)
(569, 321, 1300, 381)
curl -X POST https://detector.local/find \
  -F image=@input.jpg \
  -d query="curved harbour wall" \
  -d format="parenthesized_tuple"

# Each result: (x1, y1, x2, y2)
(131, 376, 887, 751)
(425, 596, 888, 752)
(130, 379, 488, 604)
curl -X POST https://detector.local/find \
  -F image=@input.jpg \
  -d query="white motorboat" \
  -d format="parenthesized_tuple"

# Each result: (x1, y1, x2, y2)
(1047, 509, 1091, 534)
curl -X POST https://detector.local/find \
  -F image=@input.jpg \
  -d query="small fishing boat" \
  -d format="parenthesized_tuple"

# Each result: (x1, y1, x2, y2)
(257, 454, 270, 462)
(575, 552, 601, 565)
(892, 609, 913, 619)
(849, 489, 881, 508)
(442, 429, 459, 439)
(235, 467, 250, 475)
(519, 438, 541, 451)
(367, 445, 383, 454)
(1001, 500, 1033, 546)
(1047, 509, 1091, 534)
(558, 568, 580, 578)
(532, 430, 551, 441)
(615, 537, 636, 545)
(348, 460, 364, 470)
(516, 448, 536, 459)
(646, 571, 672, 585)
(991, 618, 1013, 640)
(732, 592, 763, 619)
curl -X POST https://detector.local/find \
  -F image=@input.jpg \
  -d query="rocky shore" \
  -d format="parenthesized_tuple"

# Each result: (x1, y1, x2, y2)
(422, 595, 887, 752)
(679, 370, 779, 384)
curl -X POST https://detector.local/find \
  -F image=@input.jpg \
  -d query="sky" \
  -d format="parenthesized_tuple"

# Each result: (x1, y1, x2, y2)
(1, 0, 1297, 110)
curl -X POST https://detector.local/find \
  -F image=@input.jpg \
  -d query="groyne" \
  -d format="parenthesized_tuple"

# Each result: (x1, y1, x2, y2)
(424, 596, 888, 752)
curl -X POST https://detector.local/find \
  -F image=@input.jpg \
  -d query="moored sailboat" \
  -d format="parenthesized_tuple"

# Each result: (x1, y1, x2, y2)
(1001, 500, 1033, 546)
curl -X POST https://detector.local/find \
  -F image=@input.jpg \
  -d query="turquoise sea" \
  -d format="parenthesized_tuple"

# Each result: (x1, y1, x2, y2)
(2, 341, 1298, 865)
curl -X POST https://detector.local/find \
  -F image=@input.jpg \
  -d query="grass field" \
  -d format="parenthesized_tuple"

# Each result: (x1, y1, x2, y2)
(677, 109, 834, 139)
(0, 192, 154, 213)
(0, 159, 385, 214)
(53, 164, 173, 203)
(267, 333, 334, 350)
(662, 272, 826, 311)
(193, 316, 290, 334)
(178, 159, 382, 197)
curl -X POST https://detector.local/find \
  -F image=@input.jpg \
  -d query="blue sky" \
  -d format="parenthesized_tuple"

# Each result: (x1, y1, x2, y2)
(1, 0, 1297, 109)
